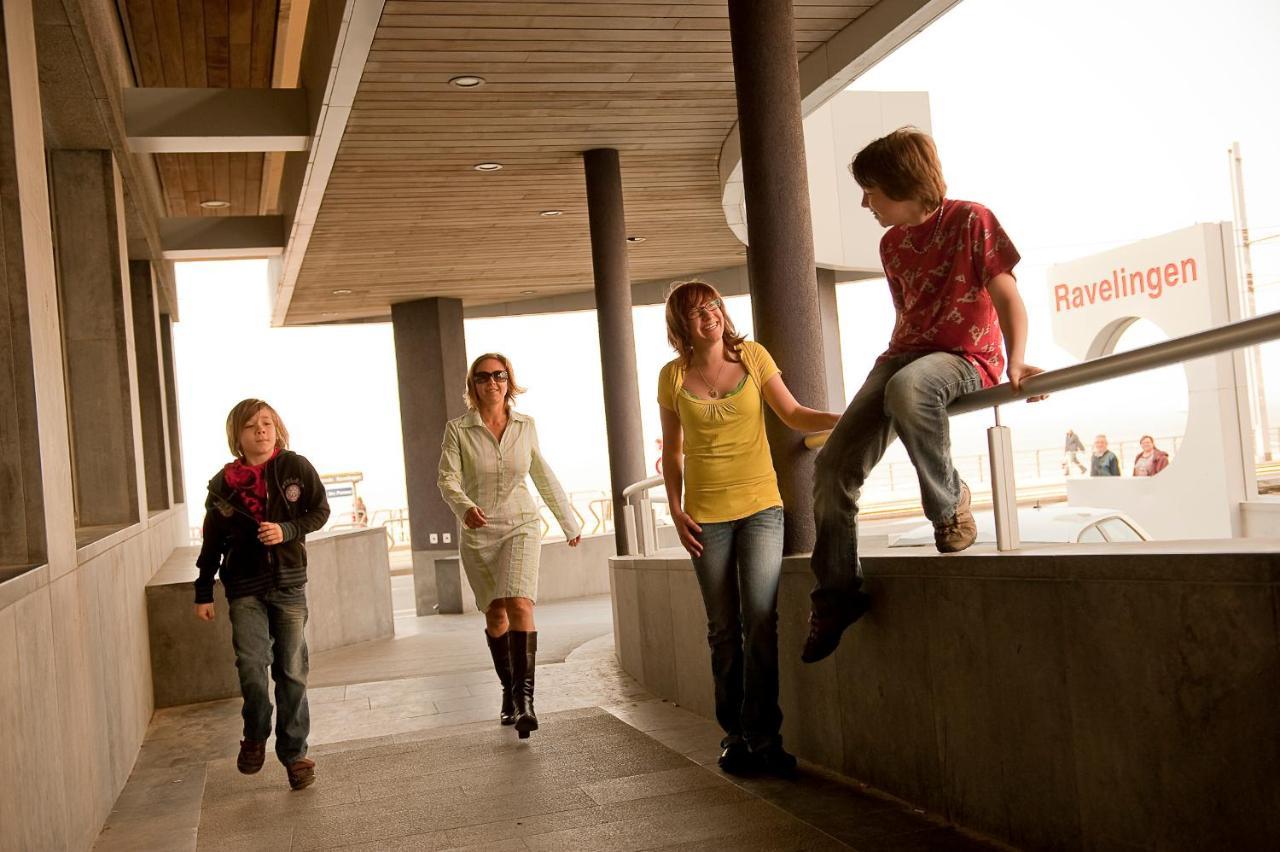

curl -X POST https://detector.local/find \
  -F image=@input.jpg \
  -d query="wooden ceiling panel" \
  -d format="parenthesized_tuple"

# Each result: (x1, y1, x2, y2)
(288, 0, 878, 323)
(120, 0, 279, 215)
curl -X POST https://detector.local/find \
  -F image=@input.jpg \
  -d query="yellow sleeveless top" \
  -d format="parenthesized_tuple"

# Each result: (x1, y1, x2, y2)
(657, 340, 783, 523)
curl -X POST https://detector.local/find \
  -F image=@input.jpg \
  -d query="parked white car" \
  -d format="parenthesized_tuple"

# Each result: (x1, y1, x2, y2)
(888, 505, 1151, 547)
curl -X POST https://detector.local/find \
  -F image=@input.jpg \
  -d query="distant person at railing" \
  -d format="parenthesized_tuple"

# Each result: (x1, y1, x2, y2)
(658, 280, 842, 776)
(1090, 435, 1121, 477)
(804, 127, 1046, 665)
(192, 399, 330, 791)
(1132, 435, 1170, 477)
(437, 353, 581, 740)
(1062, 429, 1087, 476)
(352, 495, 368, 526)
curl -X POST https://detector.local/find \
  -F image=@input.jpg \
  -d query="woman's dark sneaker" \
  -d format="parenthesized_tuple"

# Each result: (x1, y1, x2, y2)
(718, 740, 756, 775)
(753, 744, 798, 776)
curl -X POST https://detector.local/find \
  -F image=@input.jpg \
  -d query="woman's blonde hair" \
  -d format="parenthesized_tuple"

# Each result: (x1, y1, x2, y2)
(849, 126, 947, 210)
(225, 399, 289, 459)
(465, 352, 526, 410)
(664, 280, 746, 368)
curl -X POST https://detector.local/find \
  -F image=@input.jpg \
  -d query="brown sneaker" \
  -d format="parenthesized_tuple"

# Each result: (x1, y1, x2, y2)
(286, 757, 316, 790)
(236, 739, 266, 775)
(934, 483, 977, 553)
(800, 592, 871, 664)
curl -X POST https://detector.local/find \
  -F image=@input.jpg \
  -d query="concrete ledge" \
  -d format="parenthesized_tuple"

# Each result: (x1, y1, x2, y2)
(146, 527, 394, 707)
(415, 528, 680, 615)
(610, 540, 1280, 850)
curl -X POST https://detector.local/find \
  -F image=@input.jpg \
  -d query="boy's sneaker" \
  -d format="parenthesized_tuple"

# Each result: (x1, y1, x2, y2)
(800, 592, 871, 664)
(287, 757, 316, 790)
(934, 483, 977, 553)
(237, 739, 266, 775)
(717, 740, 756, 775)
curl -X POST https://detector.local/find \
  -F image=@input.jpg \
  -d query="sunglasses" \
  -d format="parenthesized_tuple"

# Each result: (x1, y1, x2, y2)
(688, 298, 723, 320)
(472, 370, 510, 385)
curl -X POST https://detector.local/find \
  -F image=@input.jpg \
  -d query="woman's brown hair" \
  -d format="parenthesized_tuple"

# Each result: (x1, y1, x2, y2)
(664, 280, 747, 367)
(225, 399, 290, 459)
(464, 352, 527, 410)
(849, 126, 947, 209)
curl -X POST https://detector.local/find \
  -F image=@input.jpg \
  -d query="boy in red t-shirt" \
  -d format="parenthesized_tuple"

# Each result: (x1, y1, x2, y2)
(803, 127, 1043, 664)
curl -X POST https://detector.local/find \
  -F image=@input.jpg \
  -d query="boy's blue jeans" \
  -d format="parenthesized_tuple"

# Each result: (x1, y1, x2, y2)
(810, 352, 982, 618)
(689, 506, 785, 750)
(228, 585, 311, 765)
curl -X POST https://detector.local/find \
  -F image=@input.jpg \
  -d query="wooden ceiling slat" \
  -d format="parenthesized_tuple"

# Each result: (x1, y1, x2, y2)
(251, 0, 277, 85)
(214, 153, 231, 213)
(152, 0, 188, 85)
(179, 0, 209, 86)
(202, 0, 231, 87)
(229, 0, 254, 87)
(124, 0, 166, 86)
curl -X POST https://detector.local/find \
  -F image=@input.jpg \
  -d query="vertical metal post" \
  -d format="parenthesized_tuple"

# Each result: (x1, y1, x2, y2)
(988, 407, 1020, 551)
(1229, 141, 1272, 461)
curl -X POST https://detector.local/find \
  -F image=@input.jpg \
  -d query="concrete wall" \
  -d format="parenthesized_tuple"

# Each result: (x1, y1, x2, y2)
(611, 542, 1280, 851)
(146, 527, 395, 707)
(0, 508, 187, 852)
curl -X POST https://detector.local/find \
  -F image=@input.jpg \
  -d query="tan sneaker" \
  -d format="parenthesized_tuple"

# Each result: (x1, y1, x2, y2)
(934, 483, 977, 553)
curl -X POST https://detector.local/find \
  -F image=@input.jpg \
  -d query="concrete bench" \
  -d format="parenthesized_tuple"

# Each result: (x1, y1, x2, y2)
(146, 527, 393, 707)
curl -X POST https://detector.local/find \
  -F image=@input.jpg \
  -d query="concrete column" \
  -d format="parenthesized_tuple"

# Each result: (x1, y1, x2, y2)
(128, 261, 170, 512)
(817, 267, 846, 408)
(47, 150, 143, 530)
(583, 148, 647, 555)
(2, 0, 75, 573)
(0, 8, 45, 567)
(728, 0, 828, 553)
(391, 297, 469, 606)
(158, 313, 185, 505)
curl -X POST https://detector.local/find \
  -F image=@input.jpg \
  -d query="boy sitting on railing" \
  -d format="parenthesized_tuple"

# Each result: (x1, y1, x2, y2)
(802, 127, 1044, 664)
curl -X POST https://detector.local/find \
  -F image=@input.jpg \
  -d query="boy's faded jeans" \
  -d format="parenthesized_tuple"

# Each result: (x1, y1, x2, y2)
(690, 506, 785, 750)
(228, 586, 311, 765)
(810, 352, 982, 618)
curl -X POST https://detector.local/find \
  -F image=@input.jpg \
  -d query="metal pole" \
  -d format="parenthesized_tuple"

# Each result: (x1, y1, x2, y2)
(1230, 141, 1272, 461)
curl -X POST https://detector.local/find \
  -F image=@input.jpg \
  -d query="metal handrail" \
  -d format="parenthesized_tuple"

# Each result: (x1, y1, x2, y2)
(622, 475, 665, 499)
(806, 309, 1280, 450)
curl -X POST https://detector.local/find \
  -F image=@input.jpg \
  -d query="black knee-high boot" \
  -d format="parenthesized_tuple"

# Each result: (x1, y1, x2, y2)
(485, 631, 516, 726)
(509, 630, 538, 738)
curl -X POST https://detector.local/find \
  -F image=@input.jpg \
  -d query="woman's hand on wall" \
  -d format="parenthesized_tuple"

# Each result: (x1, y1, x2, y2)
(567, 535, 581, 547)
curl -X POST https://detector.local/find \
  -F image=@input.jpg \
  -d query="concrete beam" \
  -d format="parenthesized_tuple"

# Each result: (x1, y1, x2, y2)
(158, 216, 285, 260)
(124, 88, 311, 153)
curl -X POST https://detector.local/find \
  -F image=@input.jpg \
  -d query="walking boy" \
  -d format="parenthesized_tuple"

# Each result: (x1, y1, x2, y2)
(803, 128, 1043, 663)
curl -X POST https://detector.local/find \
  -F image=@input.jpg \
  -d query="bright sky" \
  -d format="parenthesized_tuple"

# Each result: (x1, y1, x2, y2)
(172, 0, 1280, 529)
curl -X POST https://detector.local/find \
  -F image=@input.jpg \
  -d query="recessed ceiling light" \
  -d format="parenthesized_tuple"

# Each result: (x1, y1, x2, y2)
(474, 162, 503, 172)
(539, 210, 563, 217)
(626, 236, 646, 244)
(332, 288, 353, 295)
(199, 199, 230, 209)
(520, 290, 536, 295)
(449, 75, 486, 88)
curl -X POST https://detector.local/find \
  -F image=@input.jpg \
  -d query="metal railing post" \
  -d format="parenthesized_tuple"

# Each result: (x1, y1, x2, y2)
(622, 501, 638, 556)
(988, 407, 1020, 551)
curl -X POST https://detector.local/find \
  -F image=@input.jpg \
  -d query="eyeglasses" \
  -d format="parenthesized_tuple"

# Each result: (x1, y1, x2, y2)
(472, 370, 509, 385)
(688, 298, 723, 320)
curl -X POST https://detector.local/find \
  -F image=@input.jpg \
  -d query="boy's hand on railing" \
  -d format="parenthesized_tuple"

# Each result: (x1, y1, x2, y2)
(673, 509, 703, 557)
(1008, 361, 1049, 402)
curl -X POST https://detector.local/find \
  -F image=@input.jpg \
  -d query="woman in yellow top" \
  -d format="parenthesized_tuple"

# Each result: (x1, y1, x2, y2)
(438, 353, 582, 739)
(658, 281, 841, 774)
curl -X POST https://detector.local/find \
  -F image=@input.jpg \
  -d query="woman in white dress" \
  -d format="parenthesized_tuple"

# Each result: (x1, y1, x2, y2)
(437, 353, 581, 738)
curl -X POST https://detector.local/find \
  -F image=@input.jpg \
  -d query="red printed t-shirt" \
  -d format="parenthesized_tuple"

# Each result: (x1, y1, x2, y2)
(878, 199, 1021, 388)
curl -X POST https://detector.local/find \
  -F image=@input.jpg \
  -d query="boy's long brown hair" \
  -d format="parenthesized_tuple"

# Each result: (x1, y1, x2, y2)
(225, 399, 289, 459)
(664, 280, 746, 368)
(850, 126, 947, 209)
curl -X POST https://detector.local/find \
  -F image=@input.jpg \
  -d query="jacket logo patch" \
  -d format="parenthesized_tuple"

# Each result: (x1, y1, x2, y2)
(284, 482, 302, 503)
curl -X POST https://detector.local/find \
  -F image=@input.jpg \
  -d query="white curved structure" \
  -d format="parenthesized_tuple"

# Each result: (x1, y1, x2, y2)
(1052, 223, 1256, 538)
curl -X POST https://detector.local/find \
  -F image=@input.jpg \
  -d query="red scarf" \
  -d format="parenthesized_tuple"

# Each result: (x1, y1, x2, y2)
(223, 449, 278, 522)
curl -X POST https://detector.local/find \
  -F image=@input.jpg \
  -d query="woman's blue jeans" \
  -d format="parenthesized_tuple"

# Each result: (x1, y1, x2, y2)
(227, 585, 311, 765)
(689, 506, 785, 750)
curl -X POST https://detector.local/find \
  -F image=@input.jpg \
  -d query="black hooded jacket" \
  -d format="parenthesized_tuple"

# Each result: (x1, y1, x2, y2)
(194, 450, 330, 603)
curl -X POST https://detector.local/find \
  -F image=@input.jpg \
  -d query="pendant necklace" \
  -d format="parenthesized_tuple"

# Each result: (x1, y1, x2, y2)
(694, 358, 728, 398)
